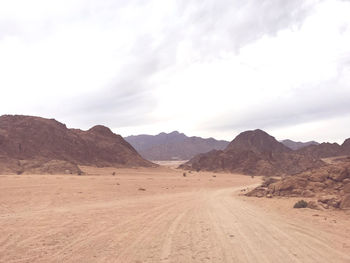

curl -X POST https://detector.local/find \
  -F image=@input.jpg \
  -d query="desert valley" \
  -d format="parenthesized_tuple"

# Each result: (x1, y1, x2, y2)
(1, 115, 350, 262)
(2, 1, 350, 262)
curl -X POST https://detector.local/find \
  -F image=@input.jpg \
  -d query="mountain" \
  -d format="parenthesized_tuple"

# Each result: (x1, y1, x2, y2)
(226, 129, 291, 153)
(296, 142, 342, 158)
(0, 115, 154, 174)
(125, 131, 229, 161)
(296, 138, 350, 158)
(180, 129, 324, 176)
(280, 139, 319, 150)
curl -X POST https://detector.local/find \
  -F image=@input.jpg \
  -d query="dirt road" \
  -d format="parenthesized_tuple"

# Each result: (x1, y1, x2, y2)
(0, 167, 349, 262)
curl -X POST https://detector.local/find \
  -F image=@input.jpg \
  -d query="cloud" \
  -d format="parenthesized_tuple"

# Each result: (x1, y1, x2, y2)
(0, 0, 349, 143)
(207, 79, 350, 132)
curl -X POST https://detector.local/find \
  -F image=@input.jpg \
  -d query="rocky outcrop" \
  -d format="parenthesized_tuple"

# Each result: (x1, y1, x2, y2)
(296, 138, 350, 158)
(246, 160, 350, 210)
(0, 115, 154, 174)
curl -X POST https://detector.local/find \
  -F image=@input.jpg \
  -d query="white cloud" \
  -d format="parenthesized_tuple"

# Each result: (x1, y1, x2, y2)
(0, 0, 349, 143)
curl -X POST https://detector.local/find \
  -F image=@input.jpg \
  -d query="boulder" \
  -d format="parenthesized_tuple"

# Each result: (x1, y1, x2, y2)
(302, 190, 315, 197)
(343, 183, 350, 193)
(307, 201, 321, 210)
(318, 195, 338, 204)
(329, 168, 350, 182)
(318, 195, 341, 208)
(308, 173, 327, 182)
(339, 194, 350, 209)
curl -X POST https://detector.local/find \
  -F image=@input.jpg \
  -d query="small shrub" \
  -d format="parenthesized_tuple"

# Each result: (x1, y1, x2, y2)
(112, 172, 116, 176)
(293, 200, 308, 208)
(183, 172, 187, 177)
(138, 187, 146, 191)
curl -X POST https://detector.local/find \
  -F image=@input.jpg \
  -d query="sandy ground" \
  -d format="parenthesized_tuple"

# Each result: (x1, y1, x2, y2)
(0, 164, 349, 263)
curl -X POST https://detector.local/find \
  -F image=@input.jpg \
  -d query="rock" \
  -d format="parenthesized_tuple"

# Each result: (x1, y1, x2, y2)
(329, 168, 350, 182)
(319, 203, 329, 209)
(302, 190, 315, 197)
(262, 177, 278, 187)
(343, 183, 350, 193)
(328, 199, 341, 208)
(318, 195, 340, 208)
(343, 178, 350, 184)
(308, 173, 327, 182)
(324, 179, 335, 187)
(246, 187, 267, 197)
(318, 195, 338, 204)
(266, 194, 272, 198)
(340, 194, 350, 209)
(307, 201, 321, 210)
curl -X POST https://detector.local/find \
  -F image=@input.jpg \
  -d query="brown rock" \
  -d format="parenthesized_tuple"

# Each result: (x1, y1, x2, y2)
(343, 178, 350, 184)
(343, 183, 350, 193)
(318, 195, 338, 204)
(329, 168, 349, 182)
(0, 115, 155, 174)
(308, 173, 327, 182)
(180, 129, 325, 176)
(302, 190, 315, 197)
(339, 194, 350, 209)
(307, 201, 321, 210)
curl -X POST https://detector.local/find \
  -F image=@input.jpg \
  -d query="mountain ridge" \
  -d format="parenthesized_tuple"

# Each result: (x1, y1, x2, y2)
(0, 115, 154, 174)
(125, 131, 229, 161)
(180, 129, 324, 176)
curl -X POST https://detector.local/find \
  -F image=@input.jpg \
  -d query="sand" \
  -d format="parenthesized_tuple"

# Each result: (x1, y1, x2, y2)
(0, 163, 349, 262)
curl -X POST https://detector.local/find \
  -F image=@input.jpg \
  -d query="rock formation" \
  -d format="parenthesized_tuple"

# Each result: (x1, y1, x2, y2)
(0, 115, 154, 174)
(180, 129, 324, 176)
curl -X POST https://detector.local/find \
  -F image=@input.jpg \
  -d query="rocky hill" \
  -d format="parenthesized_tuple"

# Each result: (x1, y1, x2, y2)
(246, 157, 350, 210)
(125, 131, 229, 161)
(296, 140, 350, 158)
(0, 115, 154, 174)
(280, 139, 319, 150)
(180, 129, 324, 176)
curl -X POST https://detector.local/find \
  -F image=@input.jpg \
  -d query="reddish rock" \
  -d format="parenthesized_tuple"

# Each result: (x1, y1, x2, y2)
(0, 115, 155, 174)
(307, 201, 321, 210)
(343, 183, 350, 193)
(180, 129, 325, 176)
(340, 194, 350, 209)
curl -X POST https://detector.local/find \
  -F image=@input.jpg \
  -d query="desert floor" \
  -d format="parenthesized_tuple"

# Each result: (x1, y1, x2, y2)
(0, 163, 350, 263)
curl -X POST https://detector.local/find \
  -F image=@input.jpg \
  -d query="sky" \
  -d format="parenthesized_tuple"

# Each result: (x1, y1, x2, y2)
(0, 0, 350, 143)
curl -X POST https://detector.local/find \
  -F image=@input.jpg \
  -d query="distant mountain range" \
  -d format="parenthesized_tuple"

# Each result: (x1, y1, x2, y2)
(280, 139, 319, 150)
(125, 131, 229, 161)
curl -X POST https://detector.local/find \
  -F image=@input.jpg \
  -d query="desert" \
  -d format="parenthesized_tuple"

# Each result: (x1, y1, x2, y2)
(1, 116, 350, 262)
(2, 0, 350, 262)
(1, 164, 349, 263)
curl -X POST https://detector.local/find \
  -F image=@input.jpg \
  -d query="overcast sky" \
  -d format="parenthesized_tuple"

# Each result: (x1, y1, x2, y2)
(1, 0, 350, 143)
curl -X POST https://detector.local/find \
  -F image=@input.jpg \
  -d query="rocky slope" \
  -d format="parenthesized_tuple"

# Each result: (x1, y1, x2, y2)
(180, 129, 324, 176)
(0, 115, 154, 174)
(125, 131, 229, 160)
(246, 157, 350, 210)
(280, 139, 319, 150)
(296, 138, 350, 158)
